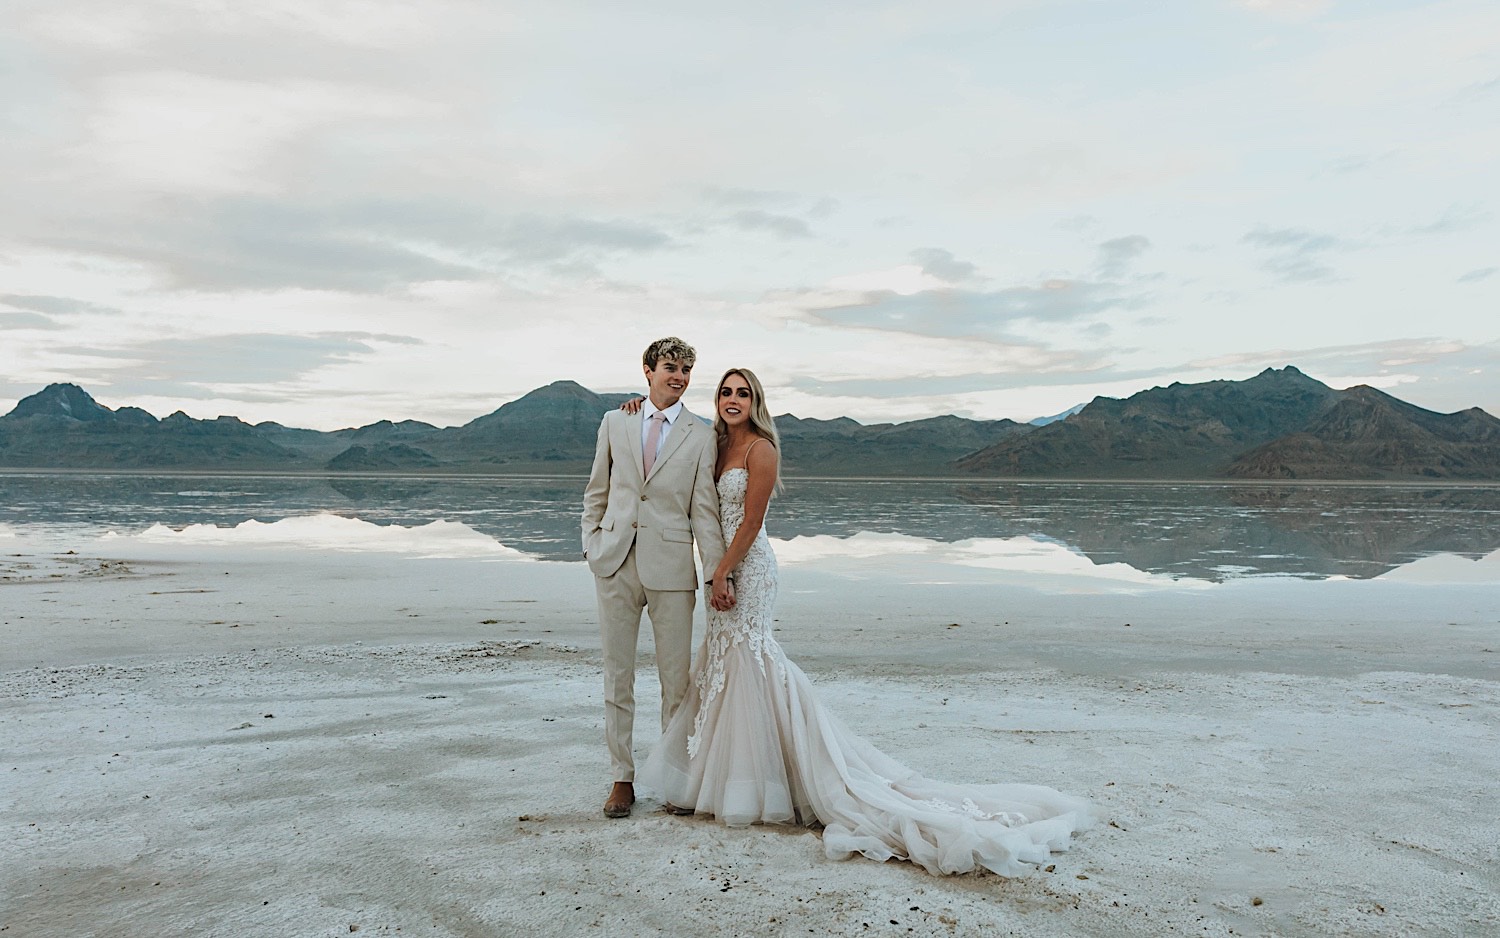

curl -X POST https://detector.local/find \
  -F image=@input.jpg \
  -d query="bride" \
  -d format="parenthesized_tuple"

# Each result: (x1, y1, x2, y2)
(631, 368, 1093, 876)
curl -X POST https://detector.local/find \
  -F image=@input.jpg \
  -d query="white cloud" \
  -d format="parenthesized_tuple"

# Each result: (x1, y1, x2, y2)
(79, 71, 425, 195)
(824, 266, 947, 297)
(23, 0, 474, 51)
(1, 0, 1497, 428)
(1235, 0, 1332, 20)
(1319, 372, 1420, 391)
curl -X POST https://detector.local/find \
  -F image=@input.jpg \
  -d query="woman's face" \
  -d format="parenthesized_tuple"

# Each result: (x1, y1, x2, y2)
(718, 373, 753, 427)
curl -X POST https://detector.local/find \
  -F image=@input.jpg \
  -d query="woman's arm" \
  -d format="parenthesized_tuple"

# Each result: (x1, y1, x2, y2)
(711, 438, 778, 585)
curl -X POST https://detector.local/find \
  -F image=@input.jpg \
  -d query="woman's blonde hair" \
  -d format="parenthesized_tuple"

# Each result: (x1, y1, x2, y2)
(714, 367, 783, 493)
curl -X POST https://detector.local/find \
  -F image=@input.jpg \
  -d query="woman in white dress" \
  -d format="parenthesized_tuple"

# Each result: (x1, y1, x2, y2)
(634, 368, 1094, 876)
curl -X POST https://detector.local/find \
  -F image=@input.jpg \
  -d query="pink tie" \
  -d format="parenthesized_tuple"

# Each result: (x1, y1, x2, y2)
(643, 412, 666, 478)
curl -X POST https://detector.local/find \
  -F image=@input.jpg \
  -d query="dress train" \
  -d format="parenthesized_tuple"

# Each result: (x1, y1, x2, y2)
(638, 469, 1093, 876)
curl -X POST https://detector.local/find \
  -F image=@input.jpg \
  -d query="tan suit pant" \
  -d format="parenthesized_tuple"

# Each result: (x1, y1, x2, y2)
(595, 544, 695, 782)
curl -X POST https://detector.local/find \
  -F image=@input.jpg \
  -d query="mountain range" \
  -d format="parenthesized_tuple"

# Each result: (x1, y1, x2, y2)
(2, 367, 1497, 479)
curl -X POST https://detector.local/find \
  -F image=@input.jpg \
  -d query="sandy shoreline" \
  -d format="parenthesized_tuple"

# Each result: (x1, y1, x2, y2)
(3, 533, 1498, 937)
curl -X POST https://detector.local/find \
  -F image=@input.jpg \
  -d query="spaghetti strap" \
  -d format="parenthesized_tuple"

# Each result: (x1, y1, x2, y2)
(745, 436, 772, 460)
(720, 437, 773, 478)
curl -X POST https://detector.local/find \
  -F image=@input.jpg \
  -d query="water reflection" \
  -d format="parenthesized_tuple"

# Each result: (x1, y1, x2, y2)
(2, 473, 1497, 582)
(118, 514, 532, 560)
(774, 532, 1217, 591)
(949, 483, 1500, 581)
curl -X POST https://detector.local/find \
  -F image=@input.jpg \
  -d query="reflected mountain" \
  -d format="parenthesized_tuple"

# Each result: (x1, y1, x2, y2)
(3, 473, 1497, 581)
(948, 483, 1500, 580)
(0, 473, 591, 560)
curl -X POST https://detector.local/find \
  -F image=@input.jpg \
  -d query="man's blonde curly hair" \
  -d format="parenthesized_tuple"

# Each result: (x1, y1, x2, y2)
(642, 336, 697, 370)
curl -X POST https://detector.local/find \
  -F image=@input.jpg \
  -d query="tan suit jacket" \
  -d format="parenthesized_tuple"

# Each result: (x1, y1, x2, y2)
(581, 407, 726, 589)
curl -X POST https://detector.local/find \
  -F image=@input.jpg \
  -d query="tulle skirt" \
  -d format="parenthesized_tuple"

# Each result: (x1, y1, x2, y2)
(638, 633, 1094, 876)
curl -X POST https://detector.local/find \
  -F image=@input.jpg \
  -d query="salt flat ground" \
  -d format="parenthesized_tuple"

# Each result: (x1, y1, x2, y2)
(2, 531, 1497, 938)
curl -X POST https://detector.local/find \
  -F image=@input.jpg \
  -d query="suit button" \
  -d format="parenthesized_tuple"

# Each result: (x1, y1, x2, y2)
(631, 521, 638, 528)
(640, 495, 647, 501)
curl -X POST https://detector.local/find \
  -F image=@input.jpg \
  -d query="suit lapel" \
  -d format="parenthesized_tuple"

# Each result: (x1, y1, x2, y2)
(626, 410, 646, 483)
(646, 409, 696, 483)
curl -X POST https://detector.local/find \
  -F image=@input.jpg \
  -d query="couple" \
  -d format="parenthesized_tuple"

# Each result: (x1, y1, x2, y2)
(580, 337, 1092, 876)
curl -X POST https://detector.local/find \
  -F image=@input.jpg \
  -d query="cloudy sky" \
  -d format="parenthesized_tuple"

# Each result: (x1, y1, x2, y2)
(2, 0, 1497, 430)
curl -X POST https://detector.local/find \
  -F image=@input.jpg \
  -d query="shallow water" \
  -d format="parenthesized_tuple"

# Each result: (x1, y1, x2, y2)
(3, 472, 1498, 586)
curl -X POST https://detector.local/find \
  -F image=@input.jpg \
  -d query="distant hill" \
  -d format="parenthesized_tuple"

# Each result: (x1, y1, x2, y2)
(976, 367, 1500, 479)
(2, 370, 1497, 478)
(1227, 386, 1500, 479)
(437, 380, 638, 471)
(0, 384, 305, 469)
(0, 379, 1032, 476)
(778, 413, 1034, 476)
(325, 442, 442, 471)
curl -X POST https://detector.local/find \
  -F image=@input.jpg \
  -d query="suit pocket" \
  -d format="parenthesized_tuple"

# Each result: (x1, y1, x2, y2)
(662, 527, 692, 543)
(600, 518, 615, 531)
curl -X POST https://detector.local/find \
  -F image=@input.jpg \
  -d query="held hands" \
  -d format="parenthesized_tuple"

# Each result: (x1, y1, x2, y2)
(710, 575, 736, 611)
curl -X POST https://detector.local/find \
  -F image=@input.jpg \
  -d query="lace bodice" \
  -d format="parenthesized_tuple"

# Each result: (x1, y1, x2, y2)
(690, 467, 780, 755)
(715, 467, 763, 544)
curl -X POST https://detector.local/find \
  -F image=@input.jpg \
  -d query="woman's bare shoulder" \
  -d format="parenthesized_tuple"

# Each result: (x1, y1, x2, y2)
(745, 436, 778, 474)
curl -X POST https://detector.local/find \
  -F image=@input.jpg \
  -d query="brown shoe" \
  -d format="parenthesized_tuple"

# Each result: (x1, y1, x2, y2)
(665, 803, 694, 816)
(603, 782, 635, 819)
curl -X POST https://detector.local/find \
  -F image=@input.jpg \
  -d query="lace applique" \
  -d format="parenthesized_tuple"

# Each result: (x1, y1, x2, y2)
(689, 468, 781, 756)
(915, 797, 1026, 826)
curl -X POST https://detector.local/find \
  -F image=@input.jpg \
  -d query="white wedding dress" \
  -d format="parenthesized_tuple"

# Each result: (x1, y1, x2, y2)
(638, 468, 1094, 876)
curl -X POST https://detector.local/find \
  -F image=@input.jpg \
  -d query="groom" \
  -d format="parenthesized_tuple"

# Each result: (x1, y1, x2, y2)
(582, 336, 730, 819)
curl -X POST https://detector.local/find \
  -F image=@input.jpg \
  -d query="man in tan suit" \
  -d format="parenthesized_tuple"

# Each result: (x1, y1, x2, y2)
(582, 337, 730, 818)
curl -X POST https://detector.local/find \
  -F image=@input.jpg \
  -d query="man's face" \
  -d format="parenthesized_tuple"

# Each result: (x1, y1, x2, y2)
(644, 356, 692, 408)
